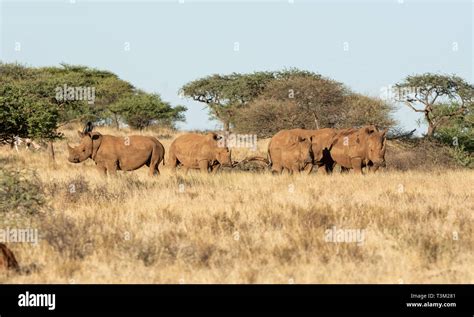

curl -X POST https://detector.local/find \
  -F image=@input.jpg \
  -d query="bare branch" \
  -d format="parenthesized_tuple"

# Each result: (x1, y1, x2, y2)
(430, 91, 440, 105)
(404, 101, 425, 113)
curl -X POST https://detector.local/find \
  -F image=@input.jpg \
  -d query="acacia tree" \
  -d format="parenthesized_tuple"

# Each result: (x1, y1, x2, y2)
(39, 64, 135, 125)
(233, 76, 394, 137)
(1, 62, 136, 127)
(0, 62, 137, 159)
(251, 75, 347, 129)
(0, 82, 61, 159)
(342, 93, 395, 128)
(395, 73, 474, 137)
(180, 72, 274, 131)
(109, 92, 186, 130)
(179, 69, 318, 131)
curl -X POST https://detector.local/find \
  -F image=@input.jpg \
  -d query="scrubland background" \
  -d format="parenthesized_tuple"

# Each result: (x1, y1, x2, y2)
(0, 124, 473, 283)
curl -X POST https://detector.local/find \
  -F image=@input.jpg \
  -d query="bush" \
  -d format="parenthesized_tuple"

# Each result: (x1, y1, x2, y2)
(450, 146, 473, 168)
(234, 98, 303, 138)
(41, 213, 98, 260)
(0, 168, 45, 215)
(46, 175, 120, 204)
(386, 139, 464, 171)
(233, 76, 394, 137)
(109, 92, 186, 130)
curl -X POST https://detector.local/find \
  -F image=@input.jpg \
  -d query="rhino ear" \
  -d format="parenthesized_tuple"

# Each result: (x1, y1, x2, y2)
(83, 121, 93, 133)
(365, 126, 376, 134)
(297, 136, 306, 142)
(90, 132, 102, 140)
(207, 132, 220, 141)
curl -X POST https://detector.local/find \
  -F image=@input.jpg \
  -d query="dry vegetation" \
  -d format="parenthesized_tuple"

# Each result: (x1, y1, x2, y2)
(0, 125, 473, 283)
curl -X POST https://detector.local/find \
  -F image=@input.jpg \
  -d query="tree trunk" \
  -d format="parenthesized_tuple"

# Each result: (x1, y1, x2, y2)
(113, 114, 120, 130)
(223, 120, 230, 132)
(48, 140, 56, 162)
(426, 122, 435, 138)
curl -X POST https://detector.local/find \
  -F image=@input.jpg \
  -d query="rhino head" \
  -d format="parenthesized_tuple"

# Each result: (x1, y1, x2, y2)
(67, 131, 102, 163)
(206, 132, 232, 167)
(215, 147, 232, 167)
(365, 126, 387, 167)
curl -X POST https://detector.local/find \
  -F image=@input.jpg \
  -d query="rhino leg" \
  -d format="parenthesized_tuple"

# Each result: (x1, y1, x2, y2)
(271, 164, 283, 175)
(289, 163, 302, 174)
(321, 164, 333, 174)
(303, 164, 313, 175)
(149, 145, 160, 177)
(96, 164, 107, 176)
(106, 162, 117, 176)
(211, 164, 221, 174)
(340, 166, 351, 173)
(199, 160, 210, 173)
(368, 164, 379, 173)
(168, 153, 178, 173)
(350, 157, 363, 174)
(182, 166, 189, 174)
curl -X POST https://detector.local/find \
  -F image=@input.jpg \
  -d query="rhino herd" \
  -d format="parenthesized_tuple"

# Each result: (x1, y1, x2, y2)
(67, 123, 387, 176)
(268, 125, 387, 174)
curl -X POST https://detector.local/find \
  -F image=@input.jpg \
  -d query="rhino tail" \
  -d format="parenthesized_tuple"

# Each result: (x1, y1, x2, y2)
(160, 144, 165, 166)
(267, 142, 273, 167)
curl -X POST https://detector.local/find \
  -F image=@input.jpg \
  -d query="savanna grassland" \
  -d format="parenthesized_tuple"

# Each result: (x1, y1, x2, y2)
(0, 125, 473, 284)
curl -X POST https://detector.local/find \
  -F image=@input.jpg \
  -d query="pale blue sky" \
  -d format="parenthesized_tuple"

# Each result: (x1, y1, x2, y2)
(1, 0, 472, 133)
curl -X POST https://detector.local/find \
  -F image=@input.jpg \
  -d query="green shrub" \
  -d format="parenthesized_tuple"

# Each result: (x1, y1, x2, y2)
(0, 168, 45, 215)
(450, 145, 473, 168)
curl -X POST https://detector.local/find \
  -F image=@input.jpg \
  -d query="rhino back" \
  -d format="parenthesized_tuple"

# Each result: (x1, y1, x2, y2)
(95, 135, 158, 170)
(170, 134, 216, 167)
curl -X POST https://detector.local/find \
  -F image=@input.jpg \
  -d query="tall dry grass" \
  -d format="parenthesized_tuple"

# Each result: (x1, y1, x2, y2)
(0, 125, 472, 283)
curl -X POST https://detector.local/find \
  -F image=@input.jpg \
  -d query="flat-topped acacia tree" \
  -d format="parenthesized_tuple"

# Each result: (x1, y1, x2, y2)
(395, 73, 474, 138)
(179, 69, 319, 131)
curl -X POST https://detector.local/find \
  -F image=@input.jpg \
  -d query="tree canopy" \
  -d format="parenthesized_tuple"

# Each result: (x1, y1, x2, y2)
(181, 68, 395, 136)
(0, 62, 185, 144)
(109, 92, 186, 130)
(180, 69, 323, 131)
(233, 74, 394, 137)
(395, 73, 474, 138)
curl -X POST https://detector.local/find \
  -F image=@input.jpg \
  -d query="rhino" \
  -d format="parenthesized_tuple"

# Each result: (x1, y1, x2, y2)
(168, 133, 232, 174)
(268, 128, 337, 174)
(268, 132, 313, 174)
(0, 243, 19, 272)
(327, 125, 387, 174)
(67, 126, 165, 176)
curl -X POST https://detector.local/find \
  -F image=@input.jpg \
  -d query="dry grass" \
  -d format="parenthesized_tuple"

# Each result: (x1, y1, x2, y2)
(0, 125, 473, 284)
